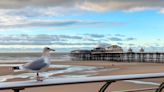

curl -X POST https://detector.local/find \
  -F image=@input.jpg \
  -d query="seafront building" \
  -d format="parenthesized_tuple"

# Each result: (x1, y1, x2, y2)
(70, 45, 164, 62)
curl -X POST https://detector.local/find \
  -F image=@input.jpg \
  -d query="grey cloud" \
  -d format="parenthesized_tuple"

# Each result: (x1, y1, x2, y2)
(33, 34, 83, 41)
(80, 0, 164, 12)
(54, 42, 97, 45)
(6, 7, 81, 17)
(126, 37, 136, 41)
(84, 34, 105, 38)
(0, 0, 163, 12)
(7, 7, 46, 17)
(97, 43, 111, 47)
(0, 34, 109, 46)
(0, 20, 102, 28)
(58, 35, 83, 40)
(0, 34, 138, 46)
(128, 44, 135, 46)
(0, 34, 84, 45)
(117, 42, 124, 45)
(83, 38, 97, 41)
(0, 0, 78, 9)
(110, 37, 122, 41)
(115, 34, 125, 37)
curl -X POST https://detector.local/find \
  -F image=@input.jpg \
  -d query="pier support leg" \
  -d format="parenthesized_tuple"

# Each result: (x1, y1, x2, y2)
(156, 82, 164, 92)
(99, 81, 115, 92)
(12, 88, 24, 92)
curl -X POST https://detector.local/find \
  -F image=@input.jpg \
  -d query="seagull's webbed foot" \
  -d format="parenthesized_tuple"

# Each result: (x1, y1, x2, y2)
(37, 77, 43, 81)
(36, 72, 43, 81)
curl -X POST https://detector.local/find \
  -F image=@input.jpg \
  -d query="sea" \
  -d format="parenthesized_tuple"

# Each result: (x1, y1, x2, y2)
(0, 52, 72, 62)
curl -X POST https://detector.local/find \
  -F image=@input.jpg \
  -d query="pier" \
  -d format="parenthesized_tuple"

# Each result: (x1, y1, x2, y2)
(70, 45, 164, 62)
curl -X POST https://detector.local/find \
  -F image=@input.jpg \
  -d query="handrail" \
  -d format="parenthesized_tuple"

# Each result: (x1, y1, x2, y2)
(1, 72, 164, 92)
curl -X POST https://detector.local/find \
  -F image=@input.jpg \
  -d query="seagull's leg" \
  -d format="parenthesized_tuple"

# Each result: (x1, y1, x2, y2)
(36, 72, 42, 81)
(36, 72, 39, 80)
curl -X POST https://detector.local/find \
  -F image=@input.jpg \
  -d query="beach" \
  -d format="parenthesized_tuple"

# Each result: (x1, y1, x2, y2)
(0, 61, 164, 92)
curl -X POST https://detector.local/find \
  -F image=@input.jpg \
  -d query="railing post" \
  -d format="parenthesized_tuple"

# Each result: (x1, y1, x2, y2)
(12, 88, 24, 92)
(99, 81, 115, 92)
(156, 82, 164, 92)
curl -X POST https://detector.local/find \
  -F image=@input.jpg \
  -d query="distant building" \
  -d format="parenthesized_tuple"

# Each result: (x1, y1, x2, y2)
(105, 45, 123, 53)
(71, 50, 91, 54)
(71, 50, 91, 60)
(128, 48, 133, 53)
(140, 48, 144, 53)
(91, 46, 105, 52)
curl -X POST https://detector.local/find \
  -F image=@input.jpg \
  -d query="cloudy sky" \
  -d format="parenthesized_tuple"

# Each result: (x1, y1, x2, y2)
(0, 0, 164, 52)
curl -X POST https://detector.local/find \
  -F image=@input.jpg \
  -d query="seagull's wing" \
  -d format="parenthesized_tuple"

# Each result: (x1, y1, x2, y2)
(23, 58, 48, 71)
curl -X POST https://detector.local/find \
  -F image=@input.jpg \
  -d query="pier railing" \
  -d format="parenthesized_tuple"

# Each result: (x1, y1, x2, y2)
(1, 73, 164, 92)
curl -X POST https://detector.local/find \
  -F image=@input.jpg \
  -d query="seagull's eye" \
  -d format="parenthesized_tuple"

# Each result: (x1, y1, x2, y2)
(47, 48, 50, 50)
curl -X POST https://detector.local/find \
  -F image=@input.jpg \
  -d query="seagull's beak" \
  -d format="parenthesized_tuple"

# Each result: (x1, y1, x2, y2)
(50, 49, 55, 51)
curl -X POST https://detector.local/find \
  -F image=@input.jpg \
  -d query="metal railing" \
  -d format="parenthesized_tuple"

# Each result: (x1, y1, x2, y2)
(1, 72, 164, 92)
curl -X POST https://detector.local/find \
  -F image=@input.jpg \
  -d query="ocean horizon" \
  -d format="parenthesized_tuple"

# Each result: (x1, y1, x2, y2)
(0, 52, 72, 62)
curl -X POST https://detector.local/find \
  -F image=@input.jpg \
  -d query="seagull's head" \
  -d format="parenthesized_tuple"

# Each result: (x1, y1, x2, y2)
(42, 47, 55, 56)
(43, 47, 55, 52)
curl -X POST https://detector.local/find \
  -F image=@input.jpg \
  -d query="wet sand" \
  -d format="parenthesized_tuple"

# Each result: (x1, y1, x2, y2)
(1, 61, 164, 92)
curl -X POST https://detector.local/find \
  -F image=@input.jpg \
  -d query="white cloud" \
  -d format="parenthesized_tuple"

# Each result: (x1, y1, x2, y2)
(78, 2, 110, 12)
(0, 7, 102, 28)
(125, 7, 155, 12)
(0, 15, 26, 26)
(160, 8, 164, 13)
(0, 0, 163, 26)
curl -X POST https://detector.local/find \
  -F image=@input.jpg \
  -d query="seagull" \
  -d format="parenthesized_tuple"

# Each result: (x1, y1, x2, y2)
(12, 47, 55, 81)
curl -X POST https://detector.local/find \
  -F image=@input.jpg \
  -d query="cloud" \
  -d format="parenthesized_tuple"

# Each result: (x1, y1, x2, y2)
(57, 35, 83, 40)
(0, 34, 101, 52)
(0, 0, 163, 12)
(97, 43, 111, 48)
(0, 19, 103, 28)
(1, 0, 158, 29)
(0, 34, 81, 45)
(0, 34, 162, 52)
(110, 37, 122, 41)
(0, 0, 78, 9)
(128, 43, 136, 46)
(0, 34, 124, 47)
(82, 37, 97, 41)
(79, 0, 164, 12)
(84, 34, 105, 38)
(117, 42, 124, 45)
(160, 8, 164, 13)
(126, 37, 136, 41)
(125, 7, 155, 12)
(0, 12, 125, 28)
(6, 6, 82, 17)
(115, 34, 125, 37)
(0, 15, 26, 26)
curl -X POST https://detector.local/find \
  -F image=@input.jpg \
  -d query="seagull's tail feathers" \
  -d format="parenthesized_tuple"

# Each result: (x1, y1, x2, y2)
(10, 66, 25, 71)
(12, 66, 20, 70)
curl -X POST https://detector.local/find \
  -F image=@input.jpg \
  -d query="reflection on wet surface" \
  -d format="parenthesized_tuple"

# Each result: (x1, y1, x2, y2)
(0, 64, 103, 82)
(125, 80, 160, 86)
(0, 64, 160, 86)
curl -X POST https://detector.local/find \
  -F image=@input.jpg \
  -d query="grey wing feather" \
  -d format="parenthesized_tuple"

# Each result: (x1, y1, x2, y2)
(23, 58, 48, 70)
